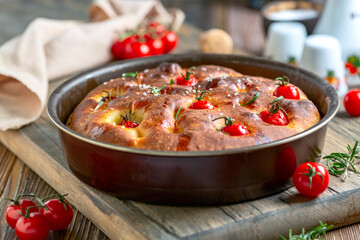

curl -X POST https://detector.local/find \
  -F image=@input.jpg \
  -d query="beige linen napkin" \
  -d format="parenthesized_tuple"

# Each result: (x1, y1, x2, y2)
(0, 0, 184, 131)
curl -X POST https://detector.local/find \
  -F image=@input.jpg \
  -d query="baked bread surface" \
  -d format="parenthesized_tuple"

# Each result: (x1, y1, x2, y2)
(67, 62, 320, 151)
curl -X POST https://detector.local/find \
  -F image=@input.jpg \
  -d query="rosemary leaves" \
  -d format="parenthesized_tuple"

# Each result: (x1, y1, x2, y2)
(325, 140, 360, 181)
(241, 92, 259, 106)
(280, 221, 333, 240)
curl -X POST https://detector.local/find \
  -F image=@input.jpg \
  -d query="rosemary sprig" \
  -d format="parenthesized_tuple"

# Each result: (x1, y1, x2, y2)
(195, 89, 211, 101)
(280, 221, 333, 240)
(122, 72, 138, 78)
(175, 107, 182, 120)
(94, 97, 106, 111)
(188, 66, 196, 71)
(271, 96, 284, 104)
(325, 140, 360, 181)
(241, 92, 259, 106)
(150, 85, 166, 95)
(94, 91, 113, 111)
(212, 116, 234, 126)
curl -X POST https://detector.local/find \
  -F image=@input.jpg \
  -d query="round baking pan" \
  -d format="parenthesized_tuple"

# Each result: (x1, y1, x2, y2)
(47, 54, 339, 204)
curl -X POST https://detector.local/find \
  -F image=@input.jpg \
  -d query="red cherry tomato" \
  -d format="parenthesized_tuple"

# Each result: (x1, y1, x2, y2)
(110, 40, 123, 60)
(273, 85, 300, 100)
(293, 162, 329, 197)
(273, 76, 300, 100)
(162, 30, 178, 53)
(110, 36, 134, 60)
(15, 212, 50, 240)
(123, 40, 151, 59)
(259, 109, 288, 126)
(122, 121, 139, 128)
(146, 37, 165, 55)
(189, 101, 214, 110)
(40, 199, 74, 231)
(175, 75, 196, 86)
(221, 123, 249, 136)
(6, 199, 38, 229)
(344, 89, 360, 116)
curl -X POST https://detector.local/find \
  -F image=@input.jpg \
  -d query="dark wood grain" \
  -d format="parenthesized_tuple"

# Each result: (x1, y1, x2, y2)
(225, 2, 266, 55)
(0, 143, 109, 240)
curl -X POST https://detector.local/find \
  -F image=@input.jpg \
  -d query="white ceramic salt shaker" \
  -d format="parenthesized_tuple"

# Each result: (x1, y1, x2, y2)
(300, 35, 348, 96)
(264, 22, 307, 65)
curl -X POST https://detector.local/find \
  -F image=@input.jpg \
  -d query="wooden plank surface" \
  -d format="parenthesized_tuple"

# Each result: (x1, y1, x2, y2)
(1, 0, 360, 239)
(0, 145, 110, 239)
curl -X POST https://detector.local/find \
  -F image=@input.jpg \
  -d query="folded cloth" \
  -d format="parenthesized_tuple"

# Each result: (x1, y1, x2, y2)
(0, 0, 184, 131)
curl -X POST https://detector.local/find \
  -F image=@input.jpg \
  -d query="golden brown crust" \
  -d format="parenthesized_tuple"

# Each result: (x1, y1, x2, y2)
(67, 63, 320, 151)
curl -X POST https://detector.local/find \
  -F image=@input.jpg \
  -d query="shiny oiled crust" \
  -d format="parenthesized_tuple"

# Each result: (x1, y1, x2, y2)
(67, 63, 320, 151)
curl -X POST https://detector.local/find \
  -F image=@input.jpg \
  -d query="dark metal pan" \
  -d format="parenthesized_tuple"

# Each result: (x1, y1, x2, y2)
(47, 54, 339, 204)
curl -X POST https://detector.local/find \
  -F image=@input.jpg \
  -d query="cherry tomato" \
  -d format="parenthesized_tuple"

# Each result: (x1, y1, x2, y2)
(110, 40, 123, 60)
(15, 212, 50, 240)
(40, 199, 74, 231)
(124, 40, 151, 59)
(189, 101, 214, 110)
(146, 37, 165, 55)
(110, 36, 134, 60)
(344, 89, 360, 116)
(273, 85, 300, 100)
(259, 109, 288, 126)
(175, 75, 196, 86)
(293, 162, 329, 197)
(273, 76, 300, 100)
(221, 123, 249, 136)
(162, 30, 178, 53)
(6, 199, 38, 229)
(122, 121, 139, 128)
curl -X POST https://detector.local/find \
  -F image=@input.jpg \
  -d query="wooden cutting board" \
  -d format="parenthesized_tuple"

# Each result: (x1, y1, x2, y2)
(1, 25, 360, 240)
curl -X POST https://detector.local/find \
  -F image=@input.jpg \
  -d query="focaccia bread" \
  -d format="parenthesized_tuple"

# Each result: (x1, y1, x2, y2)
(67, 62, 320, 151)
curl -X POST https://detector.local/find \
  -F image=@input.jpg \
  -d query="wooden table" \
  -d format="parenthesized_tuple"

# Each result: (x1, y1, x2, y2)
(1, 0, 360, 239)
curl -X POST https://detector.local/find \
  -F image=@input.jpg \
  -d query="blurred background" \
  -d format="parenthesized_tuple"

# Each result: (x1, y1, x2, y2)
(163, 0, 325, 54)
(2, 0, 355, 91)
(0, 0, 325, 55)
